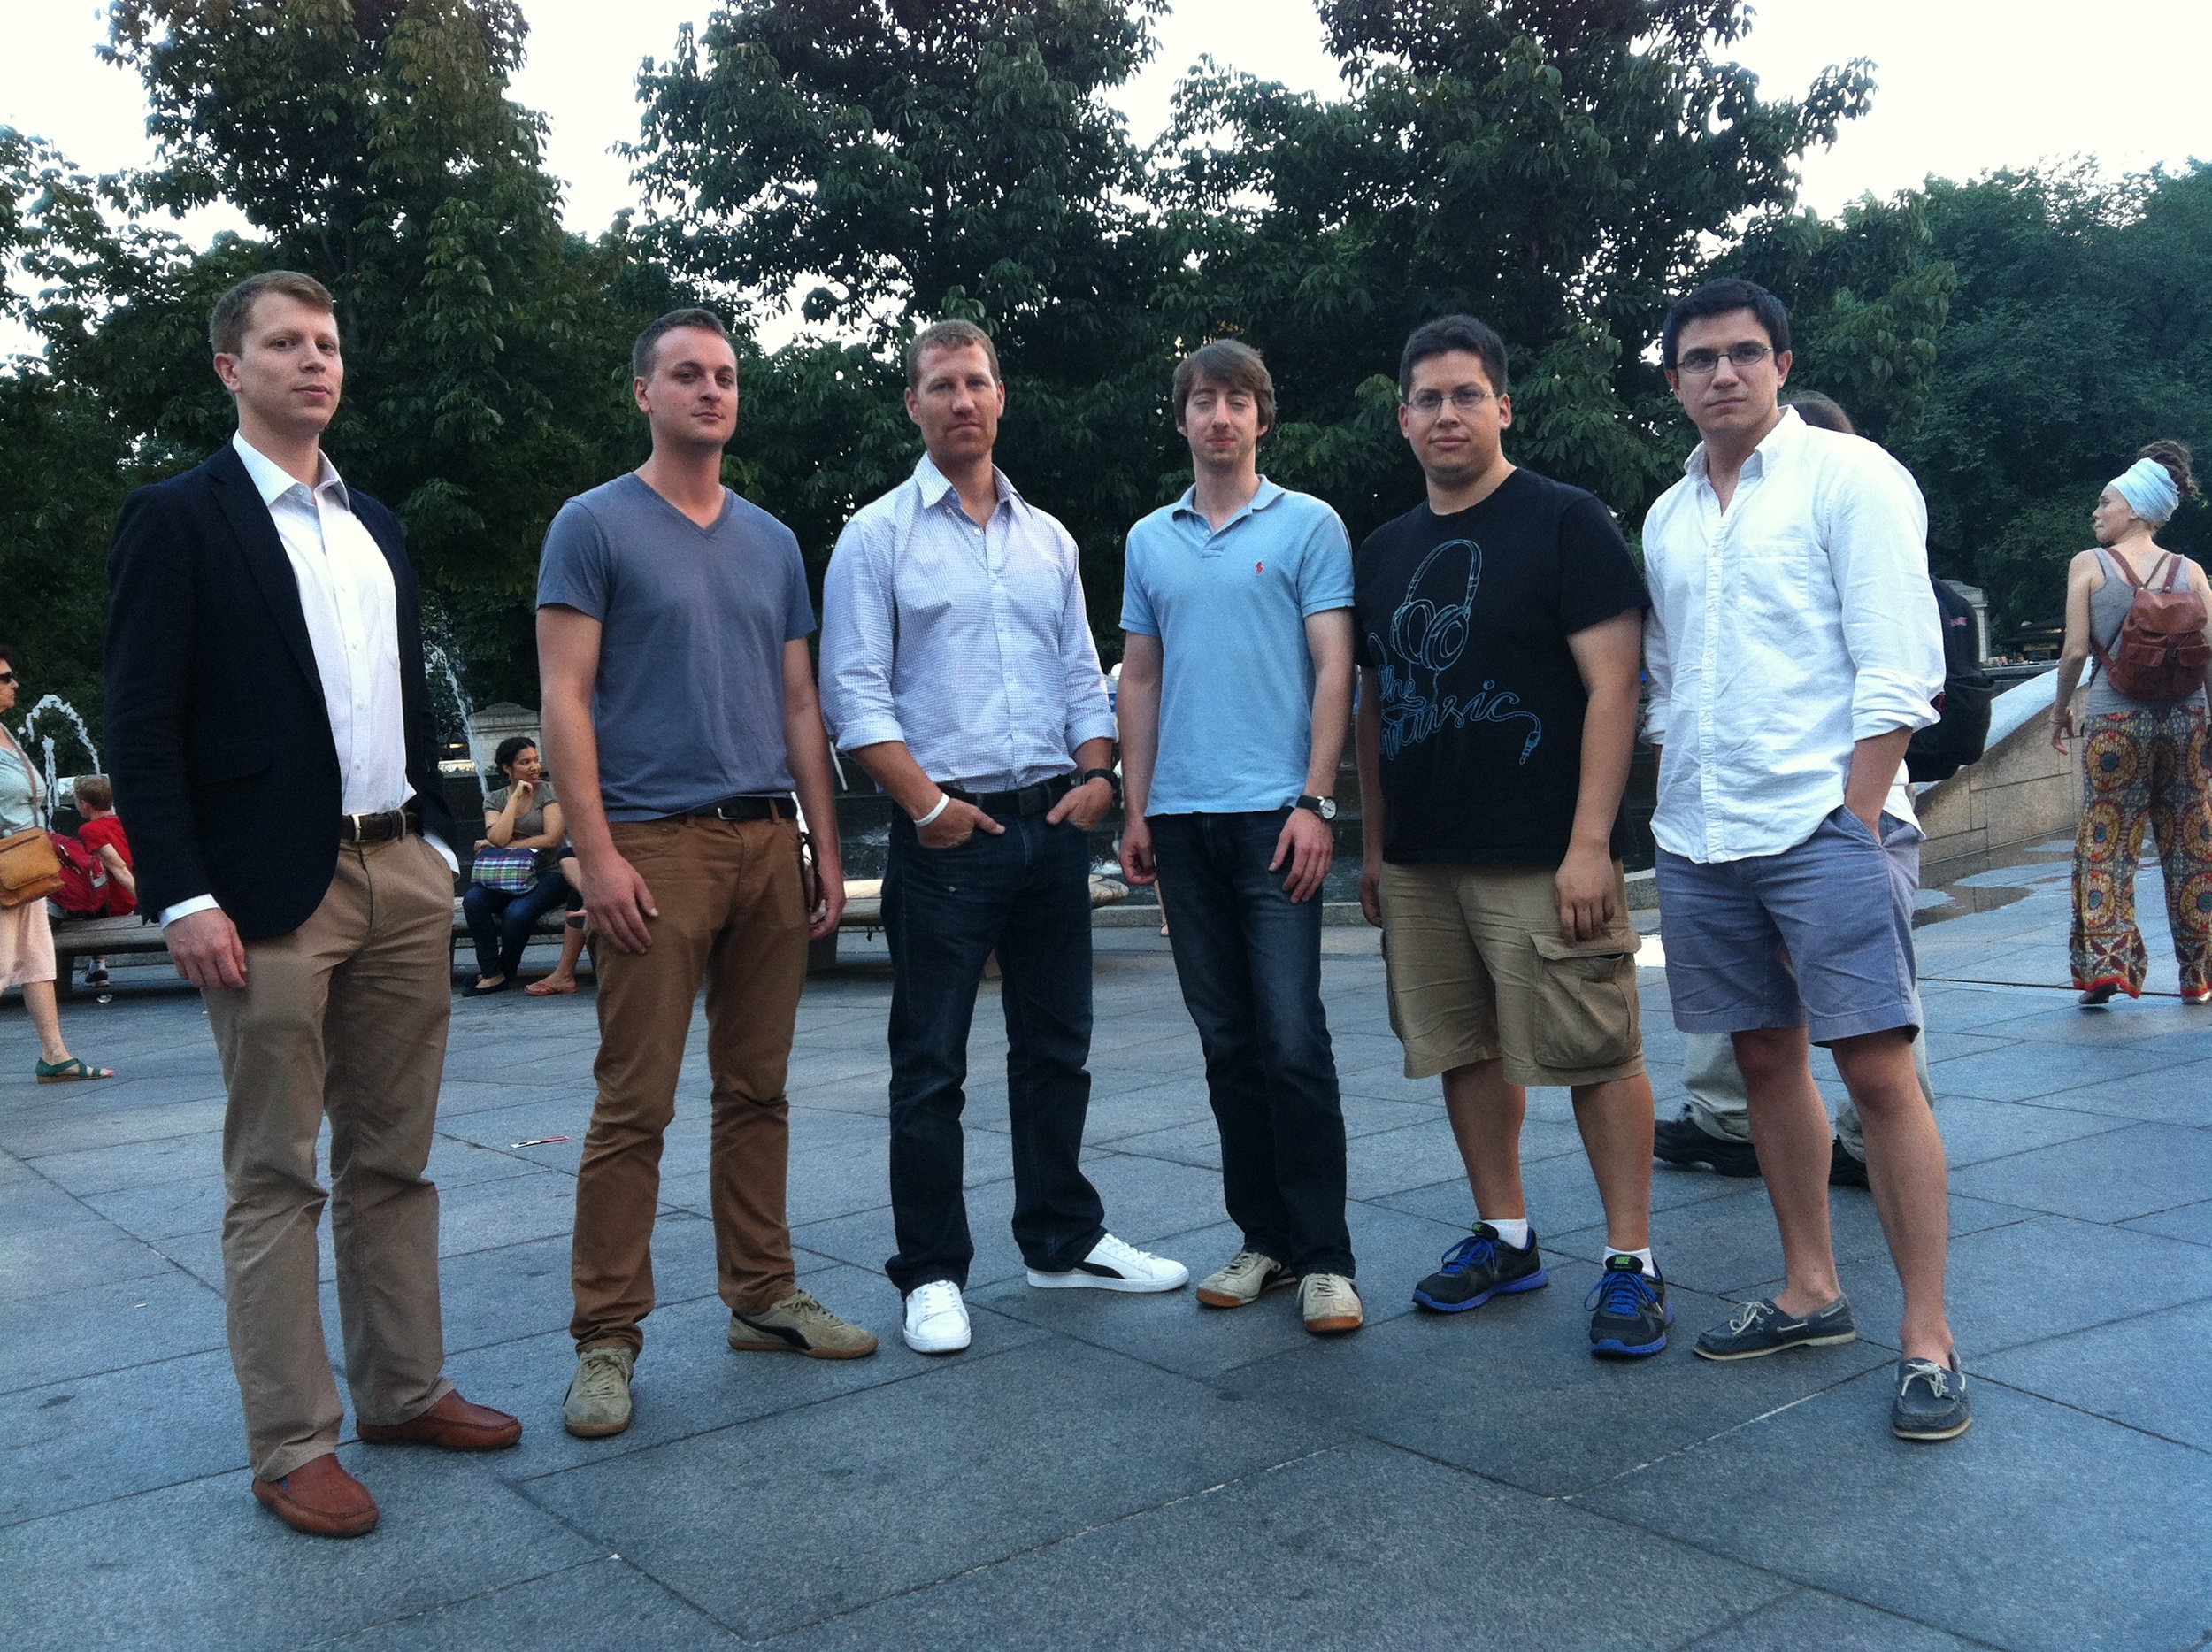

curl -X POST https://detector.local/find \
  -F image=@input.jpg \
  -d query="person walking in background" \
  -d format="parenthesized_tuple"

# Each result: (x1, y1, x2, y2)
(105, 271, 519, 1540)
(460, 735, 573, 996)
(2048, 442, 2212, 1005)
(0, 647, 112, 1080)
(539, 307, 872, 1441)
(1654, 390, 1941, 1192)
(1354, 316, 1668, 1359)
(822, 319, 1187, 1359)
(1117, 339, 1363, 1337)
(1643, 277, 1969, 1441)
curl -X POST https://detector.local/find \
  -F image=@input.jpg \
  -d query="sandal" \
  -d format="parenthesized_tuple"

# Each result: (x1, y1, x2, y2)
(36, 1057, 115, 1082)
(524, 976, 578, 996)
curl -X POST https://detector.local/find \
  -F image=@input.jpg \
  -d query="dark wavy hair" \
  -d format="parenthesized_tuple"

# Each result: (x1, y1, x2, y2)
(493, 736, 538, 779)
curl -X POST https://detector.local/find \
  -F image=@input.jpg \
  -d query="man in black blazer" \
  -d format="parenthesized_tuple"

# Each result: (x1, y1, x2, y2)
(105, 271, 521, 1540)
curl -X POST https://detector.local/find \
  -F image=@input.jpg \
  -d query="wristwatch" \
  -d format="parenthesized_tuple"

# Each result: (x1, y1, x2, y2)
(1295, 794, 1338, 821)
(1077, 767, 1121, 803)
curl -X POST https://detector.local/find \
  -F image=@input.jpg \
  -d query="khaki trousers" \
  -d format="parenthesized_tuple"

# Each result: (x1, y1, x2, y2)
(570, 816, 808, 1354)
(205, 833, 457, 1481)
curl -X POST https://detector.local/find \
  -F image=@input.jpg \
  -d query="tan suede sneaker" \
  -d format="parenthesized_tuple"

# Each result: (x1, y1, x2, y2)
(1195, 1249, 1294, 1309)
(1300, 1272, 1364, 1335)
(562, 1344, 635, 1438)
(728, 1289, 880, 1360)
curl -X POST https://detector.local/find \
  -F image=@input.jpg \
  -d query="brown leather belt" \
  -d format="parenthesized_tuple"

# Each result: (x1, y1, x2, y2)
(339, 807, 418, 844)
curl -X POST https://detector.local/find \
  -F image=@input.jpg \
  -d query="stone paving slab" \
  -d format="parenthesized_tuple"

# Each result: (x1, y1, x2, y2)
(2, 870, 2207, 1650)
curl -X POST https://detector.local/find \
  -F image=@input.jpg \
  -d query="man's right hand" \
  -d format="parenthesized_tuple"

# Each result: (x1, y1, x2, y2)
(1119, 813, 1157, 887)
(1359, 855, 1384, 928)
(167, 907, 249, 992)
(579, 850, 658, 953)
(917, 795, 1004, 850)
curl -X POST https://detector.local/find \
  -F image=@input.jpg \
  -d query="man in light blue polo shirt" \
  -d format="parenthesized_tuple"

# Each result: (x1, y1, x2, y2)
(1117, 339, 1363, 1335)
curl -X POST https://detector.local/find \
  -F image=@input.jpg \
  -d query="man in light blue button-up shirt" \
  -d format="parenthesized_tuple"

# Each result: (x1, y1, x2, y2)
(821, 321, 1188, 1356)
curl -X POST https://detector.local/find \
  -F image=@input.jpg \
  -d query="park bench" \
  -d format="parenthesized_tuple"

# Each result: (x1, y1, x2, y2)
(50, 875, 1131, 996)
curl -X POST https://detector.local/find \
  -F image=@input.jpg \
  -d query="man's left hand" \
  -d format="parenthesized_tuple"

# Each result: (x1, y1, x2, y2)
(803, 859, 846, 941)
(1555, 842, 1617, 943)
(1271, 805, 1334, 903)
(1048, 776, 1116, 833)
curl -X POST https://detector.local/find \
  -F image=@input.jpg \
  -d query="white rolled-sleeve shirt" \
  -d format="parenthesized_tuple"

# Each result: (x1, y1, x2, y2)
(819, 455, 1115, 789)
(162, 434, 450, 926)
(1641, 408, 1943, 864)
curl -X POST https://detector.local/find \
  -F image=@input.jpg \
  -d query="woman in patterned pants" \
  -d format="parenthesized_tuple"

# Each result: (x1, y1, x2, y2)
(2049, 442, 2212, 1003)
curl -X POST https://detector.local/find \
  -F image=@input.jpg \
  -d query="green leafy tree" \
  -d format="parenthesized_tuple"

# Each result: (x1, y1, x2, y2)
(631, 0, 1179, 644)
(1156, 0, 1877, 535)
(1893, 165, 2212, 628)
(102, 0, 662, 703)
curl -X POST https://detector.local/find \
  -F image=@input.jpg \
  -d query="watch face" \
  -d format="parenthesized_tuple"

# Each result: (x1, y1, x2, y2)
(1318, 796, 1338, 820)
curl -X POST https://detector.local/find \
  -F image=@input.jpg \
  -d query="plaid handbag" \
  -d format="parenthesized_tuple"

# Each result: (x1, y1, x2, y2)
(469, 846, 537, 894)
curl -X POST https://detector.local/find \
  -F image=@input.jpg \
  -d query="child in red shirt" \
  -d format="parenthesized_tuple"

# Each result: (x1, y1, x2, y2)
(73, 776, 137, 917)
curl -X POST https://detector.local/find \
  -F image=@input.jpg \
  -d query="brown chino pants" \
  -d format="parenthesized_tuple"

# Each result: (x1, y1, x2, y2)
(205, 833, 457, 1482)
(570, 816, 809, 1354)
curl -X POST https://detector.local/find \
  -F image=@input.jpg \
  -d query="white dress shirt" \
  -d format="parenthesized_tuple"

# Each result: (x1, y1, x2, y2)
(1642, 408, 1942, 864)
(820, 454, 1115, 789)
(161, 434, 448, 926)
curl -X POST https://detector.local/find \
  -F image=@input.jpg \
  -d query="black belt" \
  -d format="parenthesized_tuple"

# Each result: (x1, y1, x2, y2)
(670, 795, 796, 823)
(942, 774, 1073, 818)
(339, 807, 418, 844)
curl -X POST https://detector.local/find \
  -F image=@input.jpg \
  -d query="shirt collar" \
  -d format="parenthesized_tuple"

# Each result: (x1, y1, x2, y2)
(232, 430, 347, 509)
(913, 451, 1014, 514)
(1684, 404, 1803, 483)
(1171, 475, 1286, 528)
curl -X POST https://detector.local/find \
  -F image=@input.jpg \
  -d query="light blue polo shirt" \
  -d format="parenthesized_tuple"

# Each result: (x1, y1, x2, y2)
(1121, 478, 1354, 815)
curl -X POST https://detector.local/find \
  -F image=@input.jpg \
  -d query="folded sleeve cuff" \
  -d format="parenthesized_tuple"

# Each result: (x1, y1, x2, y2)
(1641, 701, 1670, 746)
(159, 894, 221, 927)
(1850, 678, 1941, 741)
(831, 713, 908, 754)
(1065, 711, 1118, 750)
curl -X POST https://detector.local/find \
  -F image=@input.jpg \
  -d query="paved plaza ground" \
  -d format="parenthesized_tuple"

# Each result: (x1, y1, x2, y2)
(4, 840, 2209, 1650)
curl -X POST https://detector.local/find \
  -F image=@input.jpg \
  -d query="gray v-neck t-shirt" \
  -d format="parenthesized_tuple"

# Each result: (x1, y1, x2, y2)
(537, 473, 814, 818)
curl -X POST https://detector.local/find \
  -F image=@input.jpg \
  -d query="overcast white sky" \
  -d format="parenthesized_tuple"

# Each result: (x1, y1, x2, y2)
(7, 0, 2209, 349)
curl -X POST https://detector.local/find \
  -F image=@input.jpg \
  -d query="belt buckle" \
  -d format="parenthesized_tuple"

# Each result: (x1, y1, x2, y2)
(345, 811, 364, 842)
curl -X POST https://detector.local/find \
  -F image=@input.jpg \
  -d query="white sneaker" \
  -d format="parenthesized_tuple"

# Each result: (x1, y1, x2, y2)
(902, 1280, 972, 1354)
(1025, 1232, 1190, 1293)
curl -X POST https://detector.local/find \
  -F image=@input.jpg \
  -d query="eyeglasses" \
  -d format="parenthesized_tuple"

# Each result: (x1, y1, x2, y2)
(1406, 387, 1497, 416)
(1673, 342, 1776, 376)
(0, 672, 15, 684)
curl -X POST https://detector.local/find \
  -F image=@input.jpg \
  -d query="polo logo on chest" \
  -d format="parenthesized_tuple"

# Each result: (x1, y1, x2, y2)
(1256, 561, 1264, 574)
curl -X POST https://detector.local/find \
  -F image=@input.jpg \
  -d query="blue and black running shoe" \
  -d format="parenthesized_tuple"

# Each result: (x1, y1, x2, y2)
(1411, 1223, 1548, 1312)
(1586, 1255, 1671, 1358)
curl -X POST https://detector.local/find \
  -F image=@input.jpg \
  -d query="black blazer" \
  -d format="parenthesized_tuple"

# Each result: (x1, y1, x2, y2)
(104, 442, 458, 941)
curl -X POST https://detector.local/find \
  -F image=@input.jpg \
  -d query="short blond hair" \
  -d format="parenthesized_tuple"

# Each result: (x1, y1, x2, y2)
(209, 271, 334, 357)
(905, 319, 1000, 389)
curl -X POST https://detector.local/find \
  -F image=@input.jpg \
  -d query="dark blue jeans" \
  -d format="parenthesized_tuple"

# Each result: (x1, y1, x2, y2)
(1150, 810, 1353, 1277)
(882, 809, 1106, 1292)
(463, 867, 575, 980)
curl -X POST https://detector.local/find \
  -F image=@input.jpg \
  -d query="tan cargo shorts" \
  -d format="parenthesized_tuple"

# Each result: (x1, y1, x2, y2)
(1378, 859, 1645, 1087)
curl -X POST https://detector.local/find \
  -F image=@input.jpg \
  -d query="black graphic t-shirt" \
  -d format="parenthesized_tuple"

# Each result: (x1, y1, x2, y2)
(1355, 468, 1647, 866)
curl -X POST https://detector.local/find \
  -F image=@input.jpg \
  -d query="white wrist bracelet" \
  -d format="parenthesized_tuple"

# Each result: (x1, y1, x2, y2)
(915, 792, 951, 828)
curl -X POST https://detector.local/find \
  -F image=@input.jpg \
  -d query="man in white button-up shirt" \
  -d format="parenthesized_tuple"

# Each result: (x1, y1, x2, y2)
(1642, 279, 1970, 1442)
(105, 272, 519, 1540)
(821, 320, 1188, 1357)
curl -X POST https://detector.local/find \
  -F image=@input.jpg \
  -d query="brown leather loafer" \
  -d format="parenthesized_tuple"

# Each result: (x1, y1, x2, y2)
(357, 1388, 523, 1451)
(250, 1453, 379, 1539)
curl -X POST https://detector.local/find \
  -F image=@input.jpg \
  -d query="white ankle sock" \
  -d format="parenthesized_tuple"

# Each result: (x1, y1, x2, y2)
(1482, 1217, 1532, 1249)
(1608, 1244, 1656, 1273)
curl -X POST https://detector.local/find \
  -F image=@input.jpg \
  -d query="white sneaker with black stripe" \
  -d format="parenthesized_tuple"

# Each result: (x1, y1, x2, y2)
(1026, 1232, 1189, 1293)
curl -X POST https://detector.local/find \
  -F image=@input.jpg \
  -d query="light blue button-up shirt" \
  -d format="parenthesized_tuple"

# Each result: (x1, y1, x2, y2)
(821, 455, 1115, 790)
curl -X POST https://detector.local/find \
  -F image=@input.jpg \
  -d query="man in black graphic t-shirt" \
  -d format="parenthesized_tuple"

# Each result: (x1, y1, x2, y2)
(1353, 314, 1667, 1361)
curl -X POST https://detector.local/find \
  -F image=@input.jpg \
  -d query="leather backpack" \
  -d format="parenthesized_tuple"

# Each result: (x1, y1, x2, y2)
(2092, 551, 2212, 703)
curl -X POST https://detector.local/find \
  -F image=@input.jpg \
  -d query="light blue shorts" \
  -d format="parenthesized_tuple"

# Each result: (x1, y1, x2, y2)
(1655, 806, 1924, 1046)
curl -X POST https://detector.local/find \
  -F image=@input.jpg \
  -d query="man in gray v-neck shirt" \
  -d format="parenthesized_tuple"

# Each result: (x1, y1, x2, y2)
(538, 308, 877, 1442)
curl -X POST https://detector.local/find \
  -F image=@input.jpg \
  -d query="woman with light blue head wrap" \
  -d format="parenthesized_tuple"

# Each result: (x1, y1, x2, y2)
(2048, 440, 2212, 1005)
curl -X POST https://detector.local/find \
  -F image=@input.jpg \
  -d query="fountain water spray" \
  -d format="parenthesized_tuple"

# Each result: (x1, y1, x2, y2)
(16, 695, 101, 827)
